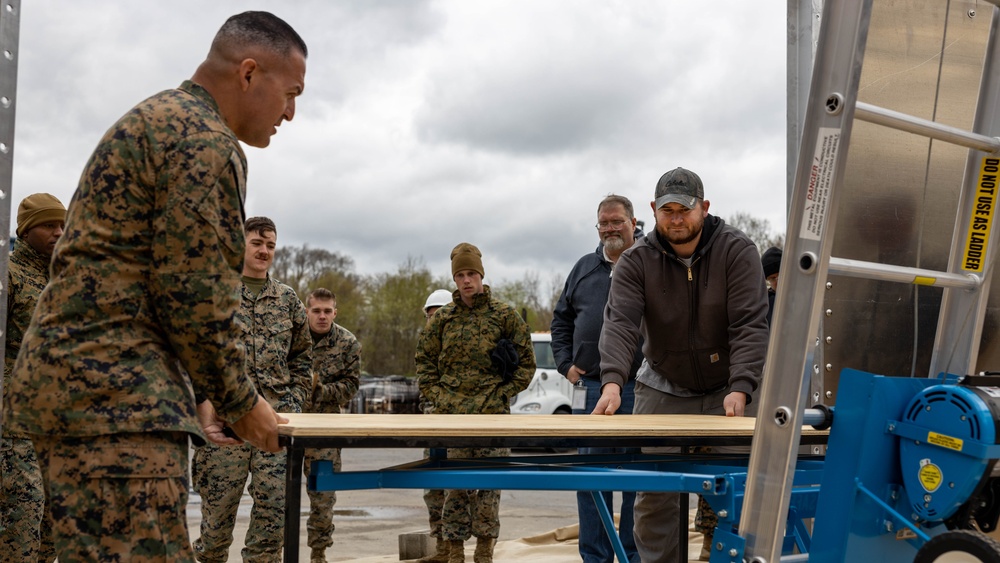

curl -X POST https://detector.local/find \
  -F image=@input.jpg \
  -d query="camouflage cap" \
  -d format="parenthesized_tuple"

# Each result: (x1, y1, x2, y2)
(654, 167, 704, 210)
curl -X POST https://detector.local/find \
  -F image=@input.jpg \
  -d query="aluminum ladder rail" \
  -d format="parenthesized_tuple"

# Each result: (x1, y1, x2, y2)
(739, 1, 1000, 561)
(0, 0, 21, 438)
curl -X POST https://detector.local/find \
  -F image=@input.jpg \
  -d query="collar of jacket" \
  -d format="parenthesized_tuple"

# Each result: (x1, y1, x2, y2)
(242, 275, 280, 299)
(455, 285, 493, 311)
(11, 237, 51, 274)
(178, 80, 223, 117)
(313, 324, 340, 348)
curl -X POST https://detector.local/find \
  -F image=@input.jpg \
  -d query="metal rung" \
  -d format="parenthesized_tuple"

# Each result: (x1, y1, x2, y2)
(828, 257, 981, 290)
(855, 102, 1000, 153)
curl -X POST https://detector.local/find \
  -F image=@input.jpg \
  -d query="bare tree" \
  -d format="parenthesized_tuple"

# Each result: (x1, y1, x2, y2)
(272, 244, 355, 295)
(491, 270, 564, 332)
(724, 211, 784, 253)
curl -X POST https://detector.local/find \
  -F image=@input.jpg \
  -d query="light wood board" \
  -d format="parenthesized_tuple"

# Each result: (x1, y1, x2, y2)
(278, 413, 826, 438)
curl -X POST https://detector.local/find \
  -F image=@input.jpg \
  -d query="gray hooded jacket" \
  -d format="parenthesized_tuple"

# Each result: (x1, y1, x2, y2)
(598, 214, 768, 400)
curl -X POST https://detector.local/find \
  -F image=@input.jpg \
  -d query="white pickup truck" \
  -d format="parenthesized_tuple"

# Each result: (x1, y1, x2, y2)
(509, 332, 574, 415)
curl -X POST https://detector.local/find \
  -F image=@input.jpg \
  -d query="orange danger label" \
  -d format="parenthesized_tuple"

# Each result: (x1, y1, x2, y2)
(963, 157, 1000, 272)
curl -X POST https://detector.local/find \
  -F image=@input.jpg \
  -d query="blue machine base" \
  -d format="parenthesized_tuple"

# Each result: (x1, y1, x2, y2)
(309, 452, 825, 562)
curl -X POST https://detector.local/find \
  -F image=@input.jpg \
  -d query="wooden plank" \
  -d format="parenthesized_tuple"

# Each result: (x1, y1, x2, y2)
(278, 413, 826, 438)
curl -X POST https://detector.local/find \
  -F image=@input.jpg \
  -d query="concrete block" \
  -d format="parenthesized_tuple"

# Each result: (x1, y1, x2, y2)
(399, 529, 435, 560)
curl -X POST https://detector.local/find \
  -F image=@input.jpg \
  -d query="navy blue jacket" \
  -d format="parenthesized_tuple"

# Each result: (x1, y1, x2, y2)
(551, 237, 644, 381)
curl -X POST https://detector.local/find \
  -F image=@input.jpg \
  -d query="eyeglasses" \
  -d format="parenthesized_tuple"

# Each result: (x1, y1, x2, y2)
(595, 220, 628, 231)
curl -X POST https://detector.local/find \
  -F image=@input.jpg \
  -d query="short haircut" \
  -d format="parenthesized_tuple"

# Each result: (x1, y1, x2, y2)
(244, 216, 276, 238)
(213, 11, 308, 59)
(598, 194, 634, 219)
(307, 287, 337, 307)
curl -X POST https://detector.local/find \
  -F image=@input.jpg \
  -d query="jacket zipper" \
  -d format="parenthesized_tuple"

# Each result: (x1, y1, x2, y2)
(686, 258, 707, 392)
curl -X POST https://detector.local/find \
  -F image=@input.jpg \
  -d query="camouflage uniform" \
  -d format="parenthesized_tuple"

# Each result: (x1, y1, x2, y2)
(2, 81, 258, 563)
(193, 276, 312, 563)
(302, 323, 361, 553)
(1, 239, 54, 562)
(421, 400, 446, 542)
(415, 288, 535, 542)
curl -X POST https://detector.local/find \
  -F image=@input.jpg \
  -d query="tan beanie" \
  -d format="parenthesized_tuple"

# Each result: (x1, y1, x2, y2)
(16, 193, 66, 237)
(451, 242, 484, 277)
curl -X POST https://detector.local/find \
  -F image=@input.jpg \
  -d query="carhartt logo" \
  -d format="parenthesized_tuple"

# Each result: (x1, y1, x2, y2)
(709, 353, 719, 363)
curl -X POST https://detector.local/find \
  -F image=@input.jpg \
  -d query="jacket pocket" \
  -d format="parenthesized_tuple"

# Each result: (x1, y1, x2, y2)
(649, 348, 730, 392)
(649, 349, 696, 385)
(693, 348, 730, 391)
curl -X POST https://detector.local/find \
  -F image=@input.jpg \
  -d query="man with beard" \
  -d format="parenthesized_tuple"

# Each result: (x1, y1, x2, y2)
(593, 167, 769, 563)
(550, 194, 642, 563)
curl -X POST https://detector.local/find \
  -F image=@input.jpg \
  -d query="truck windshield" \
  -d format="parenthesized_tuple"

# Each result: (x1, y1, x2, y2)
(532, 340, 557, 370)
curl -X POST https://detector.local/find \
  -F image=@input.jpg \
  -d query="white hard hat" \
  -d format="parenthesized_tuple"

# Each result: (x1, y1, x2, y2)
(424, 289, 453, 311)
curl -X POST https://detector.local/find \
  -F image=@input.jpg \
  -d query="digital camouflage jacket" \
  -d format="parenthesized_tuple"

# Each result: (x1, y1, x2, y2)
(415, 287, 535, 414)
(3, 81, 258, 439)
(238, 277, 313, 412)
(304, 323, 361, 413)
(3, 239, 51, 439)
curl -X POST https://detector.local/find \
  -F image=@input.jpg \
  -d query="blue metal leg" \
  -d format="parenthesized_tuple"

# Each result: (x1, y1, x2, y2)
(788, 506, 812, 554)
(591, 490, 629, 563)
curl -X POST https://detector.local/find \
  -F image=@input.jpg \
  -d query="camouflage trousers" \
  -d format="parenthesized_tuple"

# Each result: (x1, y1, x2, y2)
(192, 441, 286, 563)
(32, 432, 193, 563)
(695, 495, 718, 536)
(422, 448, 446, 538)
(440, 447, 508, 541)
(303, 447, 341, 550)
(0, 436, 55, 562)
(692, 446, 719, 538)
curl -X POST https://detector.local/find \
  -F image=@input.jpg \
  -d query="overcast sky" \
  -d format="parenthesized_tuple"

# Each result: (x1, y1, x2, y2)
(12, 1, 788, 287)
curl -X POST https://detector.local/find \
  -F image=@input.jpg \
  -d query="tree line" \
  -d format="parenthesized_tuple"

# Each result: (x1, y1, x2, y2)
(274, 213, 782, 377)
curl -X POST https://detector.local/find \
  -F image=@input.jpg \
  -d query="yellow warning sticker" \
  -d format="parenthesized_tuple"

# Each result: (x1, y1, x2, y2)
(918, 462, 943, 493)
(928, 432, 963, 452)
(963, 157, 1000, 272)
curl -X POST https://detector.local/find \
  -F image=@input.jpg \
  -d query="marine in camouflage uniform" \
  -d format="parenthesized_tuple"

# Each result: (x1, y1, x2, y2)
(193, 217, 313, 563)
(2, 14, 308, 563)
(415, 243, 535, 563)
(300, 288, 361, 563)
(3, 83, 257, 563)
(0, 194, 65, 563)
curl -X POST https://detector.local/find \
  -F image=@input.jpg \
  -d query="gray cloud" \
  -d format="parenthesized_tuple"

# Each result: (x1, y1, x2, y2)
(11, 0, 788, 288)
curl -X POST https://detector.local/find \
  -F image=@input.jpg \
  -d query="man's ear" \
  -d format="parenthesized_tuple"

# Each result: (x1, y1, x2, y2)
(238, 58, 259, 92)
